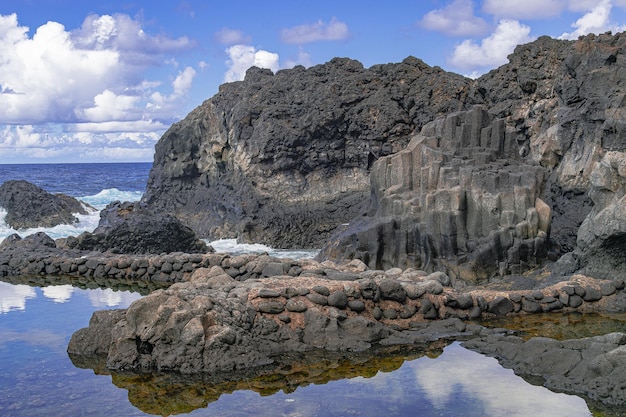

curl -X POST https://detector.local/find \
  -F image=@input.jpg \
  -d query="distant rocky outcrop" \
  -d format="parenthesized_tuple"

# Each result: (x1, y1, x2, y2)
(64, 201, 209, 255)
(319, 32, 626, 281)
(0, 180, 89, 228)
(142, 57, 471, 248)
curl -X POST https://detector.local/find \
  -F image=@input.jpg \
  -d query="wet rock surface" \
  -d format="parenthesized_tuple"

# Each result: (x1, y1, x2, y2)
(65, 253, 626, 383)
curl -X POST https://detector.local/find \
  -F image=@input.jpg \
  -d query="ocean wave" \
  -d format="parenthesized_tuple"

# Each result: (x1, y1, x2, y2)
(207, 238, 319, 260)
(0, 207, 101, 243)
(0, 188, 143, 243)
(79, 188, 143, 210)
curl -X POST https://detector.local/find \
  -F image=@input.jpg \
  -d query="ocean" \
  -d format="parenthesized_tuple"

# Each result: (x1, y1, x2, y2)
(0, 162, 151, 242)
(0, 163, 595, 416)
(0, 162, 319, 258)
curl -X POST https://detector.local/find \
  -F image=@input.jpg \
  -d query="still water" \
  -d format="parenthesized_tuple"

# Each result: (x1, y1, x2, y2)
(0, 278, 595, 417)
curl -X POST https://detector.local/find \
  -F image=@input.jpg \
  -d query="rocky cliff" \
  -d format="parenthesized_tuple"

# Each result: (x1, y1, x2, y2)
(142, 57, 470, 248)
(143, 31, 626, 281)
(319, 32, 626, 281)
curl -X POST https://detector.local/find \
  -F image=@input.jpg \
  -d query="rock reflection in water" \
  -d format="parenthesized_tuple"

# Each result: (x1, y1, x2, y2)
(70, 342, 448, 415)
(69, 339, 592, 417)
(0, 273, 168, 296)
(481, 311, 626, 340)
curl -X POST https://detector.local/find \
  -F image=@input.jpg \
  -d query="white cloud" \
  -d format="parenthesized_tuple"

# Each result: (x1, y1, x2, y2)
(449, 19, 533, 71)
(419, 0, 490, 36)
(0, 282, 36, 313)
(482, 0, 566, 19)
(0, 13, 194, 126)
(0, 123, 162, 163)
(0, 12, 200, 163)
(280, 17, 350, 44)
(42, 285, 74, 303)
(72, 14, 193, 59)
(224, 45, 280, 82)
(214, 27, 251, 45)
(559, 0, 625, 39)
(282, 47, 313, 68)
(88, 287, 142, 308)
(79, 90, 140, 122)
(414, 344, 590, 417)
(172, 67, 196, 96)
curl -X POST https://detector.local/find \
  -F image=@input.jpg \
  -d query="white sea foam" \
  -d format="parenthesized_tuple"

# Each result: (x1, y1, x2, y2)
(80, 188, 144, 210)
(207, 238, 319, 260)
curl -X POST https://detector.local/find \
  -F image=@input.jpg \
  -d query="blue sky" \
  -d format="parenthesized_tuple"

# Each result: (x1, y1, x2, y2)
(1, 0, 625, 164)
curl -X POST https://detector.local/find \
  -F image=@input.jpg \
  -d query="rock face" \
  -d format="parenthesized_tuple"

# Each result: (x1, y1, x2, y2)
(65, 201, 209, 255)
(0, 180, 89, 229)
(319, 32, 626, 281)
(318, 106, 550, 282)
(573, 151, 626, 278)
(142, 57, 470, 248)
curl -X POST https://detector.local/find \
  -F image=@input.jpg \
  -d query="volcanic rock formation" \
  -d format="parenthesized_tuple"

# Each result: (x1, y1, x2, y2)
(141, 31, 626, 281)
(319, 32, 626, 281)
(141, 57, 470, 248)
(0, 180, 90, 229)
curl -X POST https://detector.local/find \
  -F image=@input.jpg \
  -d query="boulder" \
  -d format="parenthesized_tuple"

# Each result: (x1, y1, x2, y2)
(0, 180, 89, 229)
(65, 201, 209, 255)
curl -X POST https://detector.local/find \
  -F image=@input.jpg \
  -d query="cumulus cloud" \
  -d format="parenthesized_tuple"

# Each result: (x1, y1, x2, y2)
(419, 0, 489, 37)
(0, 123, 161, 163)
(0, 13, 194, 125)
(559, 0, 626, 39)
(214, 27, 251, 45)
(282, 47, 313, 68)
(482, 0, 566, 19)
(280, 17, 350, 44)
(0, 12, 198, 162)
(224, 45, 280, 82)
(449, 19, 533, 71)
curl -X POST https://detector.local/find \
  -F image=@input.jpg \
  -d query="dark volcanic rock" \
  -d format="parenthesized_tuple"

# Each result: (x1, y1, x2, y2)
(319, 32, 626, 282)
(141, 57, 470, 248)
(66, 201, 209, 255)
(0, 180, 89, 229)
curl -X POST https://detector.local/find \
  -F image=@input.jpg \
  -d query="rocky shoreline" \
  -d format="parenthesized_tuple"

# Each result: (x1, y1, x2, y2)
(2, 31, 626, 409)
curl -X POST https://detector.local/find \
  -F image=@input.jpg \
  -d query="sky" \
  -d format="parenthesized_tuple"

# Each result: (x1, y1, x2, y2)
(1, 0, 626, 164)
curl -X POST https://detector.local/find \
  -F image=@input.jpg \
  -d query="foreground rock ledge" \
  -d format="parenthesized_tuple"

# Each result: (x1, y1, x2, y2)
(68, 260, 626, 375)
